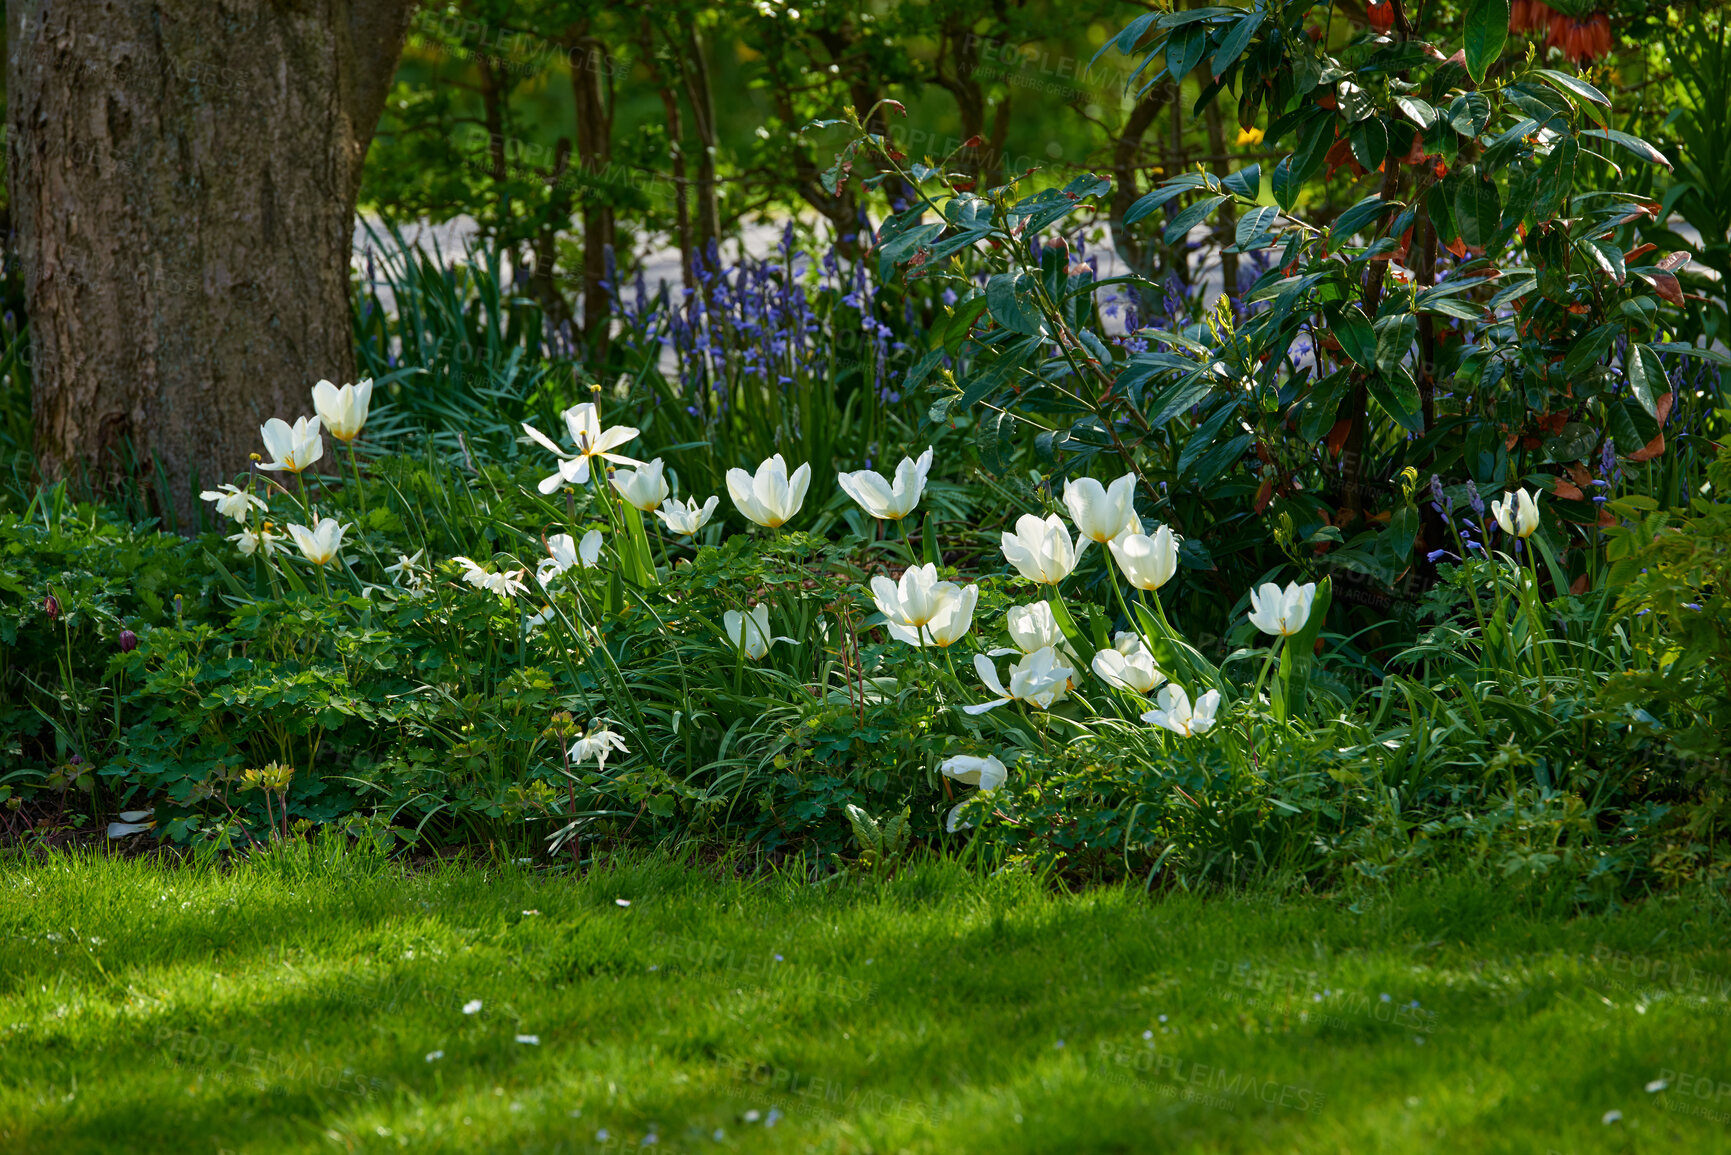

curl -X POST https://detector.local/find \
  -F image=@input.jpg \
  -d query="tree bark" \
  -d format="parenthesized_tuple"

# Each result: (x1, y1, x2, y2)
(7, 0, 416, 522)
(568, 24, 615, 358)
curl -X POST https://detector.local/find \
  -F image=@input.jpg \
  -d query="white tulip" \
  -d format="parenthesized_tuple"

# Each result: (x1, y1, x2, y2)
(611, 457, 670, 512)
(1000, 601, 1065, 655)
(1063, 472, 1140, 546)
(453, 556, 529, 598)
(939, 754, 1008, 791)
(199, 483, 266, 524)
(311, 378, 373, 443)
(726, 454, 812, 528)
(1491, 487, 1540, 539)
(656, 495, 720, 536)
(871, 563, 956, 630)
(837, 447, 934, 521)
(887, 584, 978, 648)
(570, 725, 628, 773)
(536, 530, 602, 586)
(1000, 513, 1079, 585)
(964, 646, 1076, 714)
(229, 525, 285, 557)
(1091, 632, 1163, 693)
(1247, 580, 1317, 638)
(285, 517, 347, 566)
(1141, 685, 1221, 737)
(259, 416, 324, 473)
(724, 603, 792, 660)
(522, 403, 643, 493)
(1109, 525, 1182, 591)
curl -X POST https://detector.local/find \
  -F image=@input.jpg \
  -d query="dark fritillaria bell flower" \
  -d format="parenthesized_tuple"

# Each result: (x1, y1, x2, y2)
(119, 629, 139, 652)
(43, 594, 59, 620)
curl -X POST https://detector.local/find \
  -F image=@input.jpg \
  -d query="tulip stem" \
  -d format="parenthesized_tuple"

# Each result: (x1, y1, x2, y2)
(898, 518, 920, 569)
(346, 442, 369, 519)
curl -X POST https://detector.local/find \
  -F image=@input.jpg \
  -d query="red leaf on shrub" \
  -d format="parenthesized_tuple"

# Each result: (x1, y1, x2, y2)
(882, 100, 907, 117)
(1254, 479, 1275, 513)
(1655, 391, 1674, 426)
(961, 135, 983, 148)
(1624, 242, 1657, 262)
(1326, 417, 1353, 454)
(1657, 251, 1690, 272)
(1642, 271, 1684, 305)
(1446, 236, 1468, 259)
(1551, 479, 1584, 500)
(1570, 574, 1590, 595)
(1627, 432, 1666, 462)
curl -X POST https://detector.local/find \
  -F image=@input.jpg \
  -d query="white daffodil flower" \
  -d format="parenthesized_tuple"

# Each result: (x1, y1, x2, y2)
(537, 530, 603, 586)
(1247, 580, 1317, 638)
(964, 646, 1075, 714)
(230, 524, 285, 557)
(311, 378, 373, 443)
(285, 518, 347, 566)
(611, 458, 669, 512)
(1063, 472, 1140, 547)
(1491, 487, 1540, 538)
(656, 495, 720, 536)
(1141, 684, 1221, 737)
(1091, 631, 1163, 693)
(1109, 525, 1181, 591)
(570, 724, 629, 773)
(726, 454, 811, 528)
(837, 447, 934, 521)
(259, 416, 324, 473)
(1001, 513, 1079, 585)
(522, 403, 643, 494)
(199, 483, 267, 524)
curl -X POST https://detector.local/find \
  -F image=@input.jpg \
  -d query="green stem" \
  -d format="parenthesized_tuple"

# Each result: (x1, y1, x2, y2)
(346, 441, 368, 519)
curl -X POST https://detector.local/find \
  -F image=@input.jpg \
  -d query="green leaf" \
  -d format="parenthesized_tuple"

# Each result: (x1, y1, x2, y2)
(1625, 344, 1666, 418)
(1332, 195, 1394, 241)
(985, 272, 1048, 337)
(1562, 323, 1620, 378)
(1454, 174, 1501, 247)
(1367, 365, 1424, 432)
(1529, 135, 1577, 222)
(1327, 304, 1378, 368)
(1297, 369, 1352, 441)
(1167, 24, 1208, 85)
(1374, 314, 1417, 377)
(1223, 163, 1261, 198)
(1163, 195, 1229, 245)
(1233, 204, 1280, 251)
(1211, 10, 1265, 78)
(1446, 93, 1492, 138)
(1350, 118, 1388, 172)
(1536, 68, 1611, 106)
(1581, 129, 1672, 170)
(1463, 0, 1509, 84)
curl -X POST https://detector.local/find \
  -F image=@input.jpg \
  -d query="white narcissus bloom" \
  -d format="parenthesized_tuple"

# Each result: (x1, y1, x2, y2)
(311, 378, 374, 442)
(1091, 631, 1163, 693)
(259, 416, 324, 473)
(522, 403, 643, 494)
(570, 724, 629, 773)
(964, 646, 1076, 714)
(887, 584, 978, 648)
(837, 447, 934, 521)
(939, 754, 1008, 791)
(656, 495, 720, 536)
(1109, 525, 1182, 591)
(1141, 685, 1221, 737)
(727, 454, 811, 528)
(199, 483, 267, 524)
(537, 530, 603, 586)
(1491, 487, 1540, 539)
(611, 457, 669, 512)
(453, 556, 529, 599)
(1000, 513, 1079, 585)
(724, 603, 793, 660)
(285, 518, 347, 566)
(1247, 580, 1317, 638)
(229, 525, 285, 557)
(1063, 472, 1140, 546)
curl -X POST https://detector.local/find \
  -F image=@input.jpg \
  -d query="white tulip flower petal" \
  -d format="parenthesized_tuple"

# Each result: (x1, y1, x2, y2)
(939, 754, 1008, 791)
(1247, 580, 1317, 638)
(285, 517, 348, 567)
(1491, 487, 1540, 539)
(837, 447, 934, 520)
(727, 454, 811, 528)
(885, 584, 977, 648)
(656, 495, 720, 536)
(1109, 525, 1182, 591)
(259, 415, 324, 473)
(964, 646, 1075, 714)
(611, 457, 670, 512)
(311, 378, 373, 443)
(724, 603, 794, 660)
(523, 403, 643, 493)
(1091, 631, 1163, 693)
(1063, 472, 1140, 545)
(1001, 514, 1079, 584)
(1141, 685, 1221, 737)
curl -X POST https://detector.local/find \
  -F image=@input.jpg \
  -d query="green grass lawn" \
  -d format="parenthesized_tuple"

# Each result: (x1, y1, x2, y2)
(3, 847, 1730, 1154)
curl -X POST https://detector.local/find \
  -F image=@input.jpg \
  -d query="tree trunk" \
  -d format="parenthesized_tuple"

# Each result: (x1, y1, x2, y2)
(7, 0, 416, 523)
(569, 25, 615, 359)
(677, 20, 721, 262)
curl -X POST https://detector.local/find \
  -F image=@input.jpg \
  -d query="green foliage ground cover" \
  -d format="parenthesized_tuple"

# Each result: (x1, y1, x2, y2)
(3, 849, 1729, 1154)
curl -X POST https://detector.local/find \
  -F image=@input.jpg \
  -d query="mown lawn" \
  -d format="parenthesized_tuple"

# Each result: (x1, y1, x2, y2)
(2, 848, 1729, 1154)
